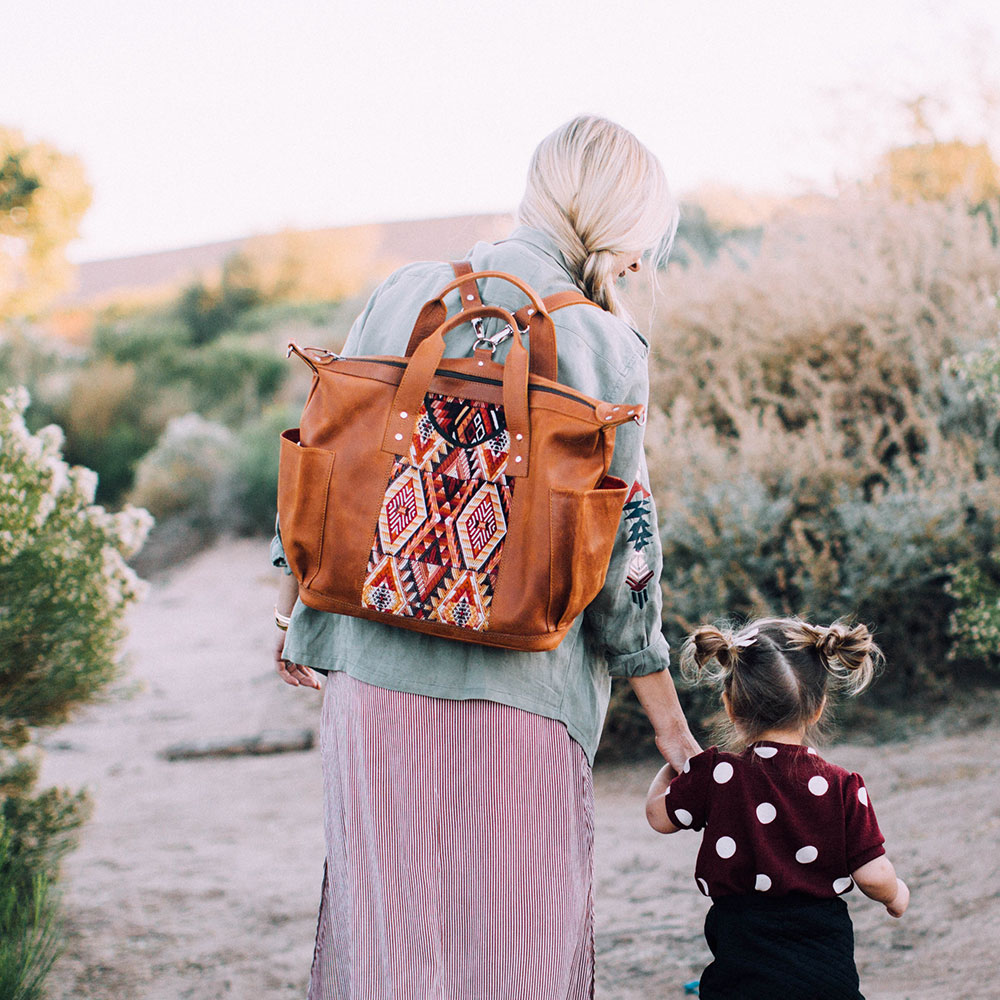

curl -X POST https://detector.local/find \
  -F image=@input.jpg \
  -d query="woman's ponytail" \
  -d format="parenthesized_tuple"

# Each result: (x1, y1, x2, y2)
(581, 249, 618, 313)
(517, 115, 678, 322)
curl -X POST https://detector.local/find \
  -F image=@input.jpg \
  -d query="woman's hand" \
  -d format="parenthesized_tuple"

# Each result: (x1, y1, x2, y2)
(628, 670, 701, 772)
(273, 574, 319, 689)
(273, 627, 321, 690)
(654, 727, 701, 774)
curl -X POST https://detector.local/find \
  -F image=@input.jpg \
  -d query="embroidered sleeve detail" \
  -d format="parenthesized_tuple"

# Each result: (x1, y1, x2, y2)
(623, 478, 654, 607)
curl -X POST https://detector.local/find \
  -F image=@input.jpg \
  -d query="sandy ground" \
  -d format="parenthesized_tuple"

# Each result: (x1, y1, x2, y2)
(39, 538, 1000, 1000)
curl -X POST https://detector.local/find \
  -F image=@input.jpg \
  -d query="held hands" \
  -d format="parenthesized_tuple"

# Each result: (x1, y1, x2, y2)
(887, 877, 910, 918)
(272, 627, 322, 690)
(655, 727, 701, 775)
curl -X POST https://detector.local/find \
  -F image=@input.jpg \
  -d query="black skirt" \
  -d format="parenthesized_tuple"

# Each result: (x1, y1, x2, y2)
(700, 893, 864, 1000)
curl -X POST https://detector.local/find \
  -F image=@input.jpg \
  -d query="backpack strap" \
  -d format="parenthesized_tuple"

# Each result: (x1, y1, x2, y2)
(450, 260, 484, 309)
(512, 290, 598, 329)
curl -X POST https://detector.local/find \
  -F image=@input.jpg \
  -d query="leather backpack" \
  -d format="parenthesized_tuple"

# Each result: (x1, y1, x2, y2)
(277, 264, 642, 651)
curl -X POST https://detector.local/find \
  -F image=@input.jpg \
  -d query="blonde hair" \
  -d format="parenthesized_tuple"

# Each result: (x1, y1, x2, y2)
(517, 114, 678, 320)
(680, 617, 884, 747)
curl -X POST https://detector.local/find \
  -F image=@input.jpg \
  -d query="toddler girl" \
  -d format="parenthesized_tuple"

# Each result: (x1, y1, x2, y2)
(645, 618, 909, 1000)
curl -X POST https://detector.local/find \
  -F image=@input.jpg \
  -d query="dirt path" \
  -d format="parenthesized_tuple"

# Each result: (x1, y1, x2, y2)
(40, 539, 999, 999)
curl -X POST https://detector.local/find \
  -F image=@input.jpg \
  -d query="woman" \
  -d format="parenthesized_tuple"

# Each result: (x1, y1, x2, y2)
(271, 114, 700, 998)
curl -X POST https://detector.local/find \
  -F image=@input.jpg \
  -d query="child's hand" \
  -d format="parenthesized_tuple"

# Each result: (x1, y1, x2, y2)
(645, 763, 680, 834)
(887, 878, 909, 918)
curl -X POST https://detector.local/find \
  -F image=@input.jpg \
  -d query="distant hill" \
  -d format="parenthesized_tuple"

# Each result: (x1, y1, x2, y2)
(62, 213, 514, 308)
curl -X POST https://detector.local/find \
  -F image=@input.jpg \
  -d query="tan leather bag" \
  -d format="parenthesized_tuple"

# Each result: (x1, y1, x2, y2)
(277, 267, 642, 651)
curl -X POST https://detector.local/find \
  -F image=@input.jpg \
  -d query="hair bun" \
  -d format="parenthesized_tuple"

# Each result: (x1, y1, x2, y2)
(679, 624, 745, 683)
(787, 620, 883, 693)
(819, 623, 874, 671)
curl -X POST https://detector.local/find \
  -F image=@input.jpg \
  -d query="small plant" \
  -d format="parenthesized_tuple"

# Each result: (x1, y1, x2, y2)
(0, 821, 59, 1000)
(947, 555, 1000, 665)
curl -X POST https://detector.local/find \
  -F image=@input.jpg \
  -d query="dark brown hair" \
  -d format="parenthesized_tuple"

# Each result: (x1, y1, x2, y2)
(679, 618, 883, 747)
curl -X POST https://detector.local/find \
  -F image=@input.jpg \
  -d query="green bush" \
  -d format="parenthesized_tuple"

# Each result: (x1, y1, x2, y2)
(156, 340, 286, 426)
(943, 336, 1000, 667)
(0, 387, 150, 997)
(231, 404, 300, 533)
(947, 554, 1000, 666)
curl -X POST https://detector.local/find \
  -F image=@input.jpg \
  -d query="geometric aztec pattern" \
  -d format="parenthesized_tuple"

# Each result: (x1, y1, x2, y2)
(361, 391, 514, 631)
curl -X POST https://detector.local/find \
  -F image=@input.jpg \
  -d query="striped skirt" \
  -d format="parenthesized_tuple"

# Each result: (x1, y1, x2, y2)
(308, 672, 595, 1000)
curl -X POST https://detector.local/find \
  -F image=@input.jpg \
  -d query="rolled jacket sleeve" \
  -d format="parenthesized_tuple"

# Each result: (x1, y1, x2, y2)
(582, 355, 670, 678)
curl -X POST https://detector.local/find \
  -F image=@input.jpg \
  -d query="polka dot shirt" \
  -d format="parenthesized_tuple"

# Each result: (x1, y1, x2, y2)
(663, 742, 885, 899)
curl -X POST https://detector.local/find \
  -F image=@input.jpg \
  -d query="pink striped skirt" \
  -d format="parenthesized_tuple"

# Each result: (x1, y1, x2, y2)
(309, 672, 595, 1000)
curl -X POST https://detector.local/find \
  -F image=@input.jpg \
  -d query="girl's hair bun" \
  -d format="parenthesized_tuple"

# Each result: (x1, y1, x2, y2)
(787, 620, 883, 693)
(680, 624, 748, 682)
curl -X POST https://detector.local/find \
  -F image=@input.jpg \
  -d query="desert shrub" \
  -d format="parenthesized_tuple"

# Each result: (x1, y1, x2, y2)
(173, 254, 261, 346)
(0, 387, 150, 995)
(230, 404, 300, 533)
(600, 196, 1000, 754)
(600, 193, 1000, 753)
(91, 314, 193, 365)
(45, 358, 162, 504)
(156, 340, 286, 426)
(51, 302, 287, 505)
(128, 413, 236, 531)
(229, 299, 341, 334)
(670, 201, 763, 267)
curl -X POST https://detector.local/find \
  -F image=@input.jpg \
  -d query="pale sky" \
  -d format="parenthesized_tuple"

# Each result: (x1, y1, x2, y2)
(6, 0, 1000, 262)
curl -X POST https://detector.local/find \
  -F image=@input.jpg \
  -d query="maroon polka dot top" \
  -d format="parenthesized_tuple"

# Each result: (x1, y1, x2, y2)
(663, 742, 885, 900)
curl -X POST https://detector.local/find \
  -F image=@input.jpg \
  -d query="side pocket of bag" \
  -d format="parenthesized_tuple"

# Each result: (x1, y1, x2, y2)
(548, 476, 629, 630)
(277, 428, 336, 588)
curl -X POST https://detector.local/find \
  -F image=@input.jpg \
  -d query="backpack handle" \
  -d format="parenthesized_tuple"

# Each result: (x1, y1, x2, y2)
(444, 260, 598, 328)
(382, 304, 533, 477)
(405, 270, 558, 383)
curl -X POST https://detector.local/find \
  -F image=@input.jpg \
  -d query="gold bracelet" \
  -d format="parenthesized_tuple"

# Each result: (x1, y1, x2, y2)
(274, 607, 292, 631)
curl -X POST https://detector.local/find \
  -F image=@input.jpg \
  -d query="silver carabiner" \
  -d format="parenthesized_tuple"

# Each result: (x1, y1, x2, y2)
(472, 323, 514, 355)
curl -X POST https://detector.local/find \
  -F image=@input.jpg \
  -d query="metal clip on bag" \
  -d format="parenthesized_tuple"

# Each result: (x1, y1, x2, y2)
(277, 268, 641, 651)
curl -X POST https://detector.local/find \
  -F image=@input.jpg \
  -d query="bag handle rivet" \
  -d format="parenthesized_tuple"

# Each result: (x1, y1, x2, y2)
(400, 411, 408, 419)
(394, 433, 403, 441)
(515, 433, 523, 441)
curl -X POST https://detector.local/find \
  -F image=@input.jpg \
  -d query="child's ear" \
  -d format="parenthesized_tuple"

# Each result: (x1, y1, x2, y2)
(808, 696, 827, 726)
(721, 690, 736, 723)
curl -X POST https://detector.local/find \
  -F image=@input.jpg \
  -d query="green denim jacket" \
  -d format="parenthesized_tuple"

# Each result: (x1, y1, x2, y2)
(271, 226, 670, 763)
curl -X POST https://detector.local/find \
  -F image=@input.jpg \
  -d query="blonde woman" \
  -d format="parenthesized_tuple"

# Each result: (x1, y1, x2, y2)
(272, 114, 700, 998)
